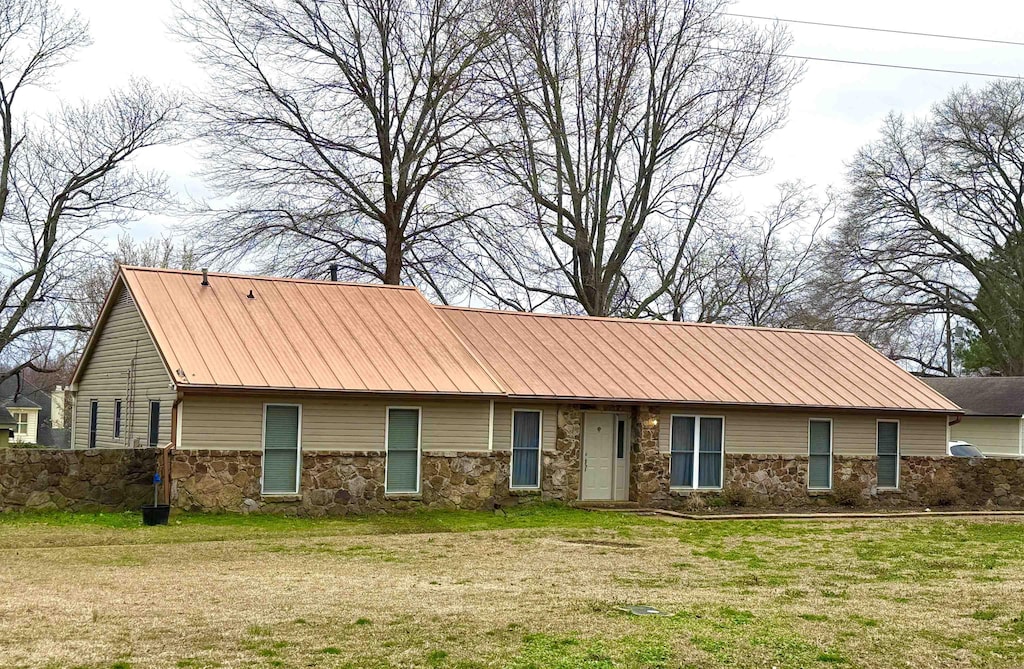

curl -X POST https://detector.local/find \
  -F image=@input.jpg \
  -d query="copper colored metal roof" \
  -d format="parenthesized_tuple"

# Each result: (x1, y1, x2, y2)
(439, 307, 961, 413)
(118, 267, 505, 395)
(87, 267, 959, 412)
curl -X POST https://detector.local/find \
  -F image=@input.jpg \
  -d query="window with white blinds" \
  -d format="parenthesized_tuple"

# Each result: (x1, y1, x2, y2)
(877, 421, 900, 489)
(262, 405, 301, 494)
(808, 419, 833, 490)
(386, 408, 420, 494)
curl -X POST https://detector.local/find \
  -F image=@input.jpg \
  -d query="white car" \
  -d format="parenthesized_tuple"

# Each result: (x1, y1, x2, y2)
(948, 440, 986, 458)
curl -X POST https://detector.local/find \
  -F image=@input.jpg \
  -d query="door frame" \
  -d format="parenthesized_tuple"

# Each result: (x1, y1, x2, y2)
(580, 410, 626, 501)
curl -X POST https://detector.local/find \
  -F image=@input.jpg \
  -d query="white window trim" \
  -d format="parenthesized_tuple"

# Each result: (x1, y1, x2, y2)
(113, 399, 122, 439)
(876, 419, 900, 490)
(13, 412, 28, 434)
(148, 400, 161, 448)
(88, 400, 99, 449)
(261, 403, 303, 496)
(510, 408, 543, 490)
(669, 414, 725, 490)
(384, 405, 422, 495)
(807, 418, 834, 490)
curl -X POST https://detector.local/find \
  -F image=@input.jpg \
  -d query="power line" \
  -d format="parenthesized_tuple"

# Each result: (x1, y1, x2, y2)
(760, 51, 1023, 80)
(725, 12, 1024, 48)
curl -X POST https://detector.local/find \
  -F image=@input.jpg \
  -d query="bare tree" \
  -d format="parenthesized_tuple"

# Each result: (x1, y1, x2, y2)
(0, 0, 179, 384)
(72, 234, 197, 335)
(831, 81, 1024, 376)
(458, 0, 799, 316)
(643, 182, 831, 326)
(176, 0, 500, 297)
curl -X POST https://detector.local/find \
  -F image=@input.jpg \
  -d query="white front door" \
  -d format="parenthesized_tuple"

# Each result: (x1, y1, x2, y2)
(582, 412, 615, 500)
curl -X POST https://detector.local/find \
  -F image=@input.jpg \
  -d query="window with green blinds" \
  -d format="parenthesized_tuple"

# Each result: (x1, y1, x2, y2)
(808, 420, 832, 489)
(877, 421, 899, 488)
(386, 408, 420, 494)
(263, 405, 300, 494)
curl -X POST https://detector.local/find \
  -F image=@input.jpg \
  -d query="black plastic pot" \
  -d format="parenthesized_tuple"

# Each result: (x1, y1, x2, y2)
(141, 504, 171, 526)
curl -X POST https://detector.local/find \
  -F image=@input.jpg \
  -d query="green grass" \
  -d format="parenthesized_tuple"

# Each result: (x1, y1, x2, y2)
(4, 506, 1024, 668)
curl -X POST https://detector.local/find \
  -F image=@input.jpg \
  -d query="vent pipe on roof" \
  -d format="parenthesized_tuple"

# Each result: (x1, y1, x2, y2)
(201, 269, 209, 286)
(329, 264, 338, 282)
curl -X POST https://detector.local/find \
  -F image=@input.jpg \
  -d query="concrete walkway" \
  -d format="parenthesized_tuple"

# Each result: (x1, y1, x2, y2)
(577, 506, 1024, 521)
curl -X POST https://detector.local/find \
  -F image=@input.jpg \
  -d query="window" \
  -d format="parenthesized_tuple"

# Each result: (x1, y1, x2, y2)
(511, 410, 542, 488)
(114, 399, 122, 438)
(148, 401, 161, 447)
(616, 418, 626, 459)
(670, 415, 724, 489)
(88, 401, 98, 449)
(13, 412, 28, 435)
(808, 419, 833, 489)
(877, 420, 900, 489)
(262, 404, 301, 494)
(386, 408, 420, 494)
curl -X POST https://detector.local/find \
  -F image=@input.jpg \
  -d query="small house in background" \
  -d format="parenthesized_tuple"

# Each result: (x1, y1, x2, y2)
(0, 407, 16, 447)
(0, 376, 71, 448)
(922, 377, 1024, 458)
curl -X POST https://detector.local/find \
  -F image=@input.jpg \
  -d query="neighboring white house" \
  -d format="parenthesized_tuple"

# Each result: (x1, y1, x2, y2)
(0, 376, 70, 447)
(922, 377, 1024, 458)
(2, 399, 41, 444)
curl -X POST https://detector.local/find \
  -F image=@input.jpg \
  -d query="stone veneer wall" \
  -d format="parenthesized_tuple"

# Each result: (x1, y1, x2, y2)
(170, 449, 508, 515)
(7, 405, 1024, 515)
(0, 448, 157, 511)
(635, 452, 1024, 510)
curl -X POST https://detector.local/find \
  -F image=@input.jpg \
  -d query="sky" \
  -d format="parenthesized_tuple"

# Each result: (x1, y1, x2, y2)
(35, 0, 1024, 248)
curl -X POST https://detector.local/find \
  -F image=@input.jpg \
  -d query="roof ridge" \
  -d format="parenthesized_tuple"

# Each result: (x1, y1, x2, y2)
(119, 266, 419, 291)
(436, 304, 859, 338)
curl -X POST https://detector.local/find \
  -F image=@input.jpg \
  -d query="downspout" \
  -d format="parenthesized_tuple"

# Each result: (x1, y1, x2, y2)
(161, 393, 183, 506)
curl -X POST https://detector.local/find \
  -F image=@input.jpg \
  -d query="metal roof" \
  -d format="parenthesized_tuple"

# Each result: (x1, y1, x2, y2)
(78, 267, 959, 412)
(117, 267, 505, 396)
(921, 377, 1024, 416)
(439, 307, 961, 412)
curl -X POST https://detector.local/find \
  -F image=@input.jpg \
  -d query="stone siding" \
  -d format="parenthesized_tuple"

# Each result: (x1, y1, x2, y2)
(170, 449, 504, 515)
(6, 408, 1024, 515)
(0, 448, 157, 512)
(543, 406, 581, 501)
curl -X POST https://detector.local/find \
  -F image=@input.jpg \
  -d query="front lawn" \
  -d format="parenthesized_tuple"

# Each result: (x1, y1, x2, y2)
(1, 506, 1022, 668)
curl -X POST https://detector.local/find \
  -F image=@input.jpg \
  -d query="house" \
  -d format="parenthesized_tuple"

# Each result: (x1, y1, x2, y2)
(0, 376, 71, 447)
(921, 377, 1024, 458)
(0, 407, 16, 447)
(68, 267, 965, 513)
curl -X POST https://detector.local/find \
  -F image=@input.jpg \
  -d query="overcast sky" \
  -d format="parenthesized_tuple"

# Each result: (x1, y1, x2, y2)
(38, 0, 1024, 249)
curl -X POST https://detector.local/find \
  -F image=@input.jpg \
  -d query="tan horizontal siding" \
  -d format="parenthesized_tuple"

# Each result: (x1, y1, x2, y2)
(73, 285, 175, 449)
(491, 401, 558, 452)
(658, 408, 950, 457)
(950, 416, 1022, 456)
(180, 395, 490, 452)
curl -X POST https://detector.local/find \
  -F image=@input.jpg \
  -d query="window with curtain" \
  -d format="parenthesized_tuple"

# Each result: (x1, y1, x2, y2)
(697, 417, 724, 488)
(263, 404, 300, 494)
(511, 410, 541, 488)
(672, 416, 724, 489)
(877, 421, 899, 488)
(670, 416, 695, 488)
(386, 408, 420, 493)
(808, 419, 832, 489)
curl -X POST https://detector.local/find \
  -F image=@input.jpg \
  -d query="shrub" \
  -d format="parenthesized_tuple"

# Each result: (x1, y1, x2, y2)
(924, 469, 963, 507)
(831, 477, 866, 507)
(721, 484, 754, 507)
